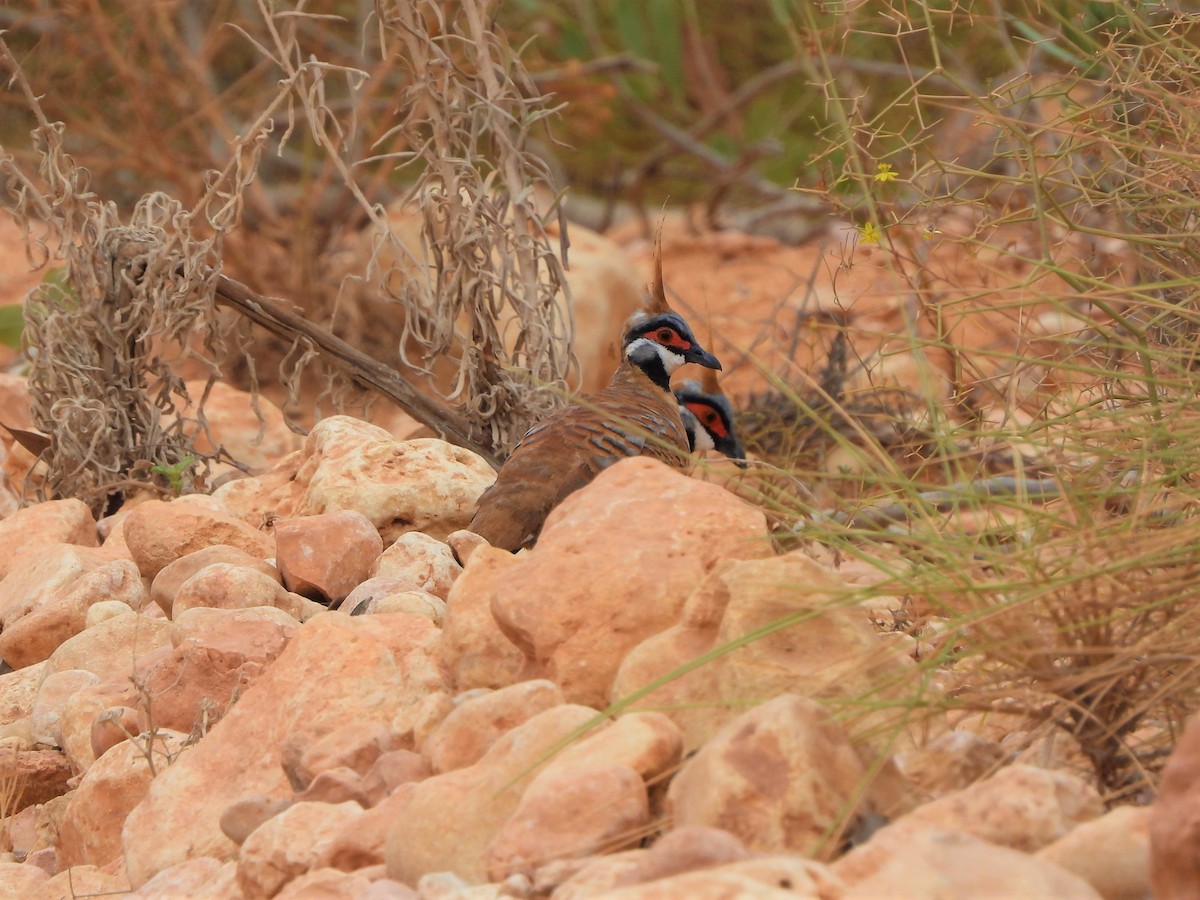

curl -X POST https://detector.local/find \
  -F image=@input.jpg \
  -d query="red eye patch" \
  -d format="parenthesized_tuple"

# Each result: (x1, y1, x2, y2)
(653, 327, 692, 350)
(685, 402, 728, 438)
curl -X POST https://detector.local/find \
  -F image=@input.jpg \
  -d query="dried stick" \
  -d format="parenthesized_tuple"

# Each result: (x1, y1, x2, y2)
(212, 273, 501, 469)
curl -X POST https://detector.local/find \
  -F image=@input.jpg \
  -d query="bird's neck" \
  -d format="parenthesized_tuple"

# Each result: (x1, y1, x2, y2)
(622, 341, 674, 392)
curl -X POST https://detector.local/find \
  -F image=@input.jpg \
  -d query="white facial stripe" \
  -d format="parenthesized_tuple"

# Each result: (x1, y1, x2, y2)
(625, 336, 686, 373)
(691, 421, 716, 451)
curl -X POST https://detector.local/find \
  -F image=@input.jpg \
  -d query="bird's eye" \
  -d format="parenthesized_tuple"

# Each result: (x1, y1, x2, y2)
(656, 328, 675, 342)
(703, 411, 719, 426)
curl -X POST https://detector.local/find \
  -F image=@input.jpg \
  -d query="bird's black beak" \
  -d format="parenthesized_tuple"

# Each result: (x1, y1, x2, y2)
(686, 345, 722, 370)
(718, 434, 749, 468)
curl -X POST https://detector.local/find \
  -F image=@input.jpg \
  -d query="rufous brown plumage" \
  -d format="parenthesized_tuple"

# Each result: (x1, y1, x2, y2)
(468, 254, 721, 552)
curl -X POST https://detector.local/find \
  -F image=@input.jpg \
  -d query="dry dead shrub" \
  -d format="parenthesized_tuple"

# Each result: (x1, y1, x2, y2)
(0, 1, 573, 508)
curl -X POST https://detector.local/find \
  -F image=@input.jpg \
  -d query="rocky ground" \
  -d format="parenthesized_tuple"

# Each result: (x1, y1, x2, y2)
(0, 217, 1189, 899)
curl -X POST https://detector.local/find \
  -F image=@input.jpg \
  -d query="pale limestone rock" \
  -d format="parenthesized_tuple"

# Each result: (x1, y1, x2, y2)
(0, 662, 45, 728)
(125, 857, 239, 898)
(178, 379, 302, 471)
(0, 557, 145, 669)
(30, 669, 100, 747)
(213, 416, 495, 543)
(85, 599, 138, 628)
(372, 532, 462, 600)
(446, 529, 486, 567)
(386, 704, 599, 885)
(171, 562, 314, 621)
(486, 764, 649, 881)
(274, 510, 383, 604)
(122, 613, 446, 887)
(57, 731, 187, 868)
(0, 500, 96, 581)
(237, 800, 364, 899)
(28, 864, 129, 900)
(1150, 713, 1200, 899)
(0, 544, 105, 668)
(489, 457, 771, 708)
(122, 498, 273, 580)
(422, 680, 565, 773)
(1037, 804, 1150, 900)
(839, 829, 1102, 898)
(58, 681, 139, 771)
(612, 551, 915, 753)
(667, 695, 865, 859)
(40, 613, 172, 685)
(835, 764, 1105, 884)
(0, 860, 49, 898)
(437, 546, 526, 691)
(339, 582, 446, 624)
(136, 604, 296, 735)
(151, 545, 280, 617)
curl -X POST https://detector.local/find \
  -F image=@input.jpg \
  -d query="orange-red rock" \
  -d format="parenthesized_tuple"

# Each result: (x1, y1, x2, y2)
(30, 669, 100, 747)
(385, 704, 598, 885)
(151, 544, 281, 617)
(57, 732, 187, 868)
(123, 497, 273, 580)
(486, 764, 649, 881)
(275, 510, 382, 604)
(612, 550, 914, 752)
(0, 500, 96, 580)
(237, 800, 364, 899)
(667, 694, 866, 859)
(437, 546, 526, 691)
(840, 829, 1101, 898)
(1151, 714, 1200, 899)
(488, 457, 770, 708)
(0, 557, 145, 668)
(836, 764, 1104, 885)
(122, 613, 446, 887)
(135, 605, 296, 734)
(422, 680, 564, 773)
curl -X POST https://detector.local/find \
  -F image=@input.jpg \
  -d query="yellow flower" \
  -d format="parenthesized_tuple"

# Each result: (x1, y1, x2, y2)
(873, 162, 898, 183)
(857, 221, 881, 244)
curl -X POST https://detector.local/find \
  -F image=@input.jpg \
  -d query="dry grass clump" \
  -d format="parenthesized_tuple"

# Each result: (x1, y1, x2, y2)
(692, 1, 1200, 806)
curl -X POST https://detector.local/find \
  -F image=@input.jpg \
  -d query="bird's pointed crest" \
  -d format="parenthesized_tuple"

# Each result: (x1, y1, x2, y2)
(646, 232, 674, 316)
